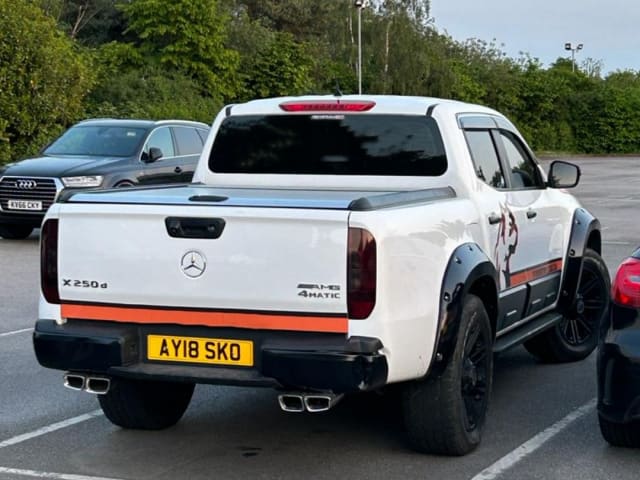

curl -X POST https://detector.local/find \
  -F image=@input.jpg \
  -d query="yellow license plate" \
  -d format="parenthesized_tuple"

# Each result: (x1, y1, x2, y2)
(147, 335, 253, 366)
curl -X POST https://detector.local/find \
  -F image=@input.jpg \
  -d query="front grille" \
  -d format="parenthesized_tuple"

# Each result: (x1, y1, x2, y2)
(0, 177, 58, 213)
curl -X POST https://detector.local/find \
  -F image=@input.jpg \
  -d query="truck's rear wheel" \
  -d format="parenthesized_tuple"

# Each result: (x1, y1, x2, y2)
(402, 294, 493, 455)
(524, 249, 610, 363)
(0, 224, 33, 239)
(98, 377, 194, 430)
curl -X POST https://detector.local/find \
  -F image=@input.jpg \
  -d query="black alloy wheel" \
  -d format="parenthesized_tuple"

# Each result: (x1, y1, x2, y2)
(524, 249, 610, 363)
(461, 316, 491, 433)
(402, 294, 493, 455)
(559, 262, 608, 347)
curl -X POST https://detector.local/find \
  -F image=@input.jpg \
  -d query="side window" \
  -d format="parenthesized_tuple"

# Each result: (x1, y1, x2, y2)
(500, 131, 542, 189)
(197, 128, 209, 143)
(464, 130, 506, 189)
(173, 126, 204, 156)
(142, 127, 175, 161)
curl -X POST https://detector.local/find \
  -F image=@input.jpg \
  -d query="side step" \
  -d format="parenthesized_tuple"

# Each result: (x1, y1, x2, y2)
(493, 312, 563, 354)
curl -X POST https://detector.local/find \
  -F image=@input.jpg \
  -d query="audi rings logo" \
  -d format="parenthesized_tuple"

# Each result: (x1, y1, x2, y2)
(16, 179, 37, 190)
(180, 251, 206, 278)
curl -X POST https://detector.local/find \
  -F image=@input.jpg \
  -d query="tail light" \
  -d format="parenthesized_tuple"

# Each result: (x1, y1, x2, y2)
(347, 227, 376, 319)
(41, 219, 60, 304)
(611, 257, 640, 307)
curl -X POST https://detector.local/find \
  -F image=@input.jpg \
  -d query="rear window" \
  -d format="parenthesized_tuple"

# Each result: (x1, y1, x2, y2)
(209, 114, 447, 176)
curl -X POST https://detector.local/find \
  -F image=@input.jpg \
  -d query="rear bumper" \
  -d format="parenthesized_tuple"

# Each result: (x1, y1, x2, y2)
(597, 304, 640, 423)
(33, 319, 388, 393)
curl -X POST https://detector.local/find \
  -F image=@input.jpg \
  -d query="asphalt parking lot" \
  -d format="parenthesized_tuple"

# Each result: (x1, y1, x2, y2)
(1, 156, 639, 480)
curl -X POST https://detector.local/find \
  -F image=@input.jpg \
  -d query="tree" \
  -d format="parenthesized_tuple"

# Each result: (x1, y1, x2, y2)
(0, 0, 94, 164)
(120, 0, 240, 101)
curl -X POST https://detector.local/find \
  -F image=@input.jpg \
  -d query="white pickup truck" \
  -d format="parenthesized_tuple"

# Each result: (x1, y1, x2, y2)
(34, 96, 610, 455)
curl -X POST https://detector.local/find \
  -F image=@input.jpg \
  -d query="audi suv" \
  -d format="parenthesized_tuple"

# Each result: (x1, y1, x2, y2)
(0, 118, 210, 239)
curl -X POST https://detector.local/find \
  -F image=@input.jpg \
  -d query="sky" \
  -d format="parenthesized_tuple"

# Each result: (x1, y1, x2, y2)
(430, 0, 640, 74)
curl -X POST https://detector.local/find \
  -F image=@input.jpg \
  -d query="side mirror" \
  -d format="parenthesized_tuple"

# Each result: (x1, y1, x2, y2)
(145, 147, 163, 163)
(548, 160, 580, 188)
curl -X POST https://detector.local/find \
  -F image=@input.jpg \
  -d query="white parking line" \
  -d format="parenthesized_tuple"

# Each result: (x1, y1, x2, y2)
(471, 398, 596, 480)
(0, 410, 103, 450)
(0, 466, 125, 480)
(0, 328, 33, 338)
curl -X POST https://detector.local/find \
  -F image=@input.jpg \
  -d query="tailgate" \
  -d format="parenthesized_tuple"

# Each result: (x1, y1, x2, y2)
(56, 202, 350, 331)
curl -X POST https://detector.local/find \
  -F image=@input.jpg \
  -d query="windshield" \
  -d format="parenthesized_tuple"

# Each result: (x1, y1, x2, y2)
(44, 125, 148, 157)
(209, 114, 447, 176)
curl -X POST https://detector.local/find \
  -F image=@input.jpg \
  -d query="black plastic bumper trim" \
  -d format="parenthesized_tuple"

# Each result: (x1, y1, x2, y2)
(33, 319, 388, 393)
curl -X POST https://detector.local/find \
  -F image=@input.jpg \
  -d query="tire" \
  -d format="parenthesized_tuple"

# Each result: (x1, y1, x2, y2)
(402, 294, 493, 455)
(0, 224, 33, 240)
(98, 377, 194, 430)
(599, 414, 640, 447)
(524, 249, 610, 363)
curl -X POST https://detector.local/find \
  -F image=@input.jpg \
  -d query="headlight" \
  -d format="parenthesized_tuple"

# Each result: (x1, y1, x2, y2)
(61, 175, 103, 188)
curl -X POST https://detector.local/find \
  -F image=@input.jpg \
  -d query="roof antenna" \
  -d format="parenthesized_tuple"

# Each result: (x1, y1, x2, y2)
(333, 80, 343, 97)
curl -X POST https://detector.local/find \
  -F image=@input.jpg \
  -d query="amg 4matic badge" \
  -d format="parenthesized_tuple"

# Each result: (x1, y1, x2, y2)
(297, 283, 341, 299)
(62, 279, 108, 289)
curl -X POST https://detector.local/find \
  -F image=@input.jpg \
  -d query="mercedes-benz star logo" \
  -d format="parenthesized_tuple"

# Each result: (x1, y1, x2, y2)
(16, 179, 37, 190)
(180, 251, 206, 278)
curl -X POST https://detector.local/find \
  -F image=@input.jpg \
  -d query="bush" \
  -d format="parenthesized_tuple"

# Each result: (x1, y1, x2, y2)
(0, 0, 94, 164)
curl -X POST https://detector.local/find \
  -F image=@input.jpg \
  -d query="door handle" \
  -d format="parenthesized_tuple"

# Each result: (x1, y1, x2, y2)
(174, 166, 182, 174)
(488, 214, 502, 225)
(527, 210, 537, 219)
(165, 217, 225, 239)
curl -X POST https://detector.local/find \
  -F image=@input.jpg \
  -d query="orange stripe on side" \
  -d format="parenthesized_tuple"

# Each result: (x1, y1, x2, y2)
(510, 259, 563, 287)
(60, 303, 348, 334)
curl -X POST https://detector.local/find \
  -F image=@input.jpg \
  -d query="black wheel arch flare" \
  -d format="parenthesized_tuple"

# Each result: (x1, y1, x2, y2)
(427, 243, 499, 378)
(556, 208, 601, 315)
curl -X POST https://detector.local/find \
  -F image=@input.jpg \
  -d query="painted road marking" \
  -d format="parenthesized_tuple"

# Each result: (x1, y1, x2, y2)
(0, 328, 33, 338)
(602, 240, 632, 245)
(471, 398, 596, 480)
(0, 466, 125, 480)
(0, 410, 103, 450)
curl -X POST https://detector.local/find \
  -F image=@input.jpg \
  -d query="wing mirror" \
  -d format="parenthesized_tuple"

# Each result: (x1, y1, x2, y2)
(548, 160, 580, 188)
(149, 147, 163, 162)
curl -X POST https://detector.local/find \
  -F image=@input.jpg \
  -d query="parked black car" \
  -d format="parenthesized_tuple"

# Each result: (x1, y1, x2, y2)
(0, 118, 209, 239)
(598, 249, 640, 447)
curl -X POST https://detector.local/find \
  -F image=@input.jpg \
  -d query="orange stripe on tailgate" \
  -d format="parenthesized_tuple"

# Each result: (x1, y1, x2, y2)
(510, 259, 563, 287)
(60, 303, 348, 333)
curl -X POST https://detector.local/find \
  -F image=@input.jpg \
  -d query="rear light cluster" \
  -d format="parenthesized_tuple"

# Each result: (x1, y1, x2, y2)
(279, 100, 375, 112)
(41, 219, 60, 304)
(611, 257, 640, 308)
(347, 227, 376, 319)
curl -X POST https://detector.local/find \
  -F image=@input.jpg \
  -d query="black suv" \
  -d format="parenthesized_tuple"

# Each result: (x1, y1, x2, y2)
(0, 118, 209, 239)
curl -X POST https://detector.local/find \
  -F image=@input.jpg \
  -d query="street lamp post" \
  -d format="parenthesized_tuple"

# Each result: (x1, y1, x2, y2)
(564, 42, 584, 73)
(354, 1, 366, 94)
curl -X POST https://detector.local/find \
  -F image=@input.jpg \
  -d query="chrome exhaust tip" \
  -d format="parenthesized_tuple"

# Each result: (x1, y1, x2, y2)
(63, 373, 86, 391)
(85, 376, 111, 395)
(278, 394, 305, 413)
(303, 393, 344, 413)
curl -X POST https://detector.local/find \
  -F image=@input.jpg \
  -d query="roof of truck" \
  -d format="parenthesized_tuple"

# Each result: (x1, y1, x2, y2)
(226, 95, 502, 117)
